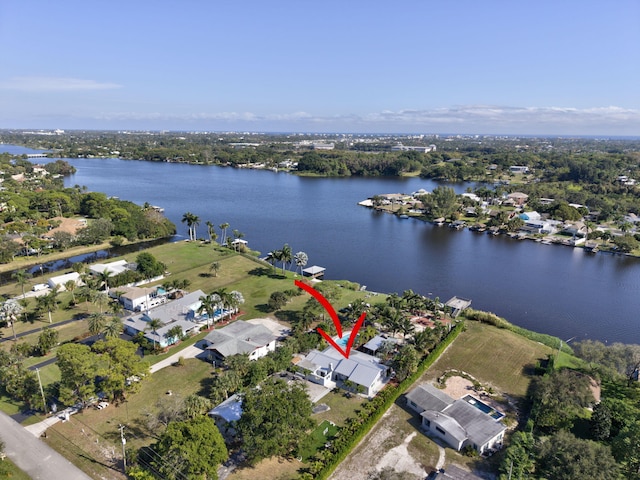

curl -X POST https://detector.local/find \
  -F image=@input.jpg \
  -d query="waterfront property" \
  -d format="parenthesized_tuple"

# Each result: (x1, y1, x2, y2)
(122, 289, 206, 347)
(444, 297, 472, 318)
(203, 320, 277, 365)
(405, 384, 506, 454)
(302, 265, 326, 279)
(298, 346, 389, 397)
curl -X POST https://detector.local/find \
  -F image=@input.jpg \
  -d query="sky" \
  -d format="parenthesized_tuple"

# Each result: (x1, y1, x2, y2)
(0, 1, 639, 135)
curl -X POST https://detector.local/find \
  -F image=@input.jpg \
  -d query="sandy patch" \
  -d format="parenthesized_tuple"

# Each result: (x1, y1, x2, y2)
(374, 432, 427, 478)
(47, 216, 86, 236)
(440, 375, 475, 399)
(246, 317, 290, 338)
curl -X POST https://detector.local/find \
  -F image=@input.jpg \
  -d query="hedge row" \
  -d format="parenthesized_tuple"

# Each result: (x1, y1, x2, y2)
(311, 322, 464, 480)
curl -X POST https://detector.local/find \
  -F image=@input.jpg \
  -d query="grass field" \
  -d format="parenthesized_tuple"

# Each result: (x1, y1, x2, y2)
(298, 420, 339, 461)
(424, 320, 554, 398)
(0, 459, 32, 480)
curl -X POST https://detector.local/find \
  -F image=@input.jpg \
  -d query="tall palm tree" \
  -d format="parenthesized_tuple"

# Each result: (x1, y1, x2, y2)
(280, 243, 292, 274)
(103, 317, 123, 339)
(191, 214, 201, 240)
(36, 289, 58, 323)
(88, 312, 106, 336)
(205, 221, 218, 244)
(219, 222, 230, 245)
(12, 269, 31, 299)
(145, 318, 163, 350)
(181, 212, 200, 241)
(294, 251, 308, 275)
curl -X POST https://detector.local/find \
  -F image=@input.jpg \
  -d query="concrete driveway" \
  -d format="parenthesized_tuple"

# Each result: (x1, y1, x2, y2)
(149, 344, 207, 373)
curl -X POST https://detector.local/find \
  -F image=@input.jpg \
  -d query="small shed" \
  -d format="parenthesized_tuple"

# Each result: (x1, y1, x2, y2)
(302, 265, 326, 279)
(445, 296, 472, 317)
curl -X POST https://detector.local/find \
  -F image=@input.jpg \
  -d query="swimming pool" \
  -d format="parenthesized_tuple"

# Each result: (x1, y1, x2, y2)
(462, 394, 504, 420)
(334, 332, 352, 348)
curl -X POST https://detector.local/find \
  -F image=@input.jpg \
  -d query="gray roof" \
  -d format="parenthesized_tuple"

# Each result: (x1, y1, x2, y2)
(443, 401, 506, 446)
(144, 319, 198, 343)
(302, 347, 386, 389)
(406, 384, 454, 413)
(362, 334, 398, 353)
(409, 384, 506, 447)
(204, 321, 276, 358)
(141, 290, 205, 324)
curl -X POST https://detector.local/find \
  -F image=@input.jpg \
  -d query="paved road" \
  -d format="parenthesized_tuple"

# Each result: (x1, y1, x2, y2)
(0, 317, 84, 344)
(0, 411, 92, 480)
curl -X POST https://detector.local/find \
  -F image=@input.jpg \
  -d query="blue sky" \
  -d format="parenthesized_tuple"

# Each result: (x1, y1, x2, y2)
(1, 1, 639, 135)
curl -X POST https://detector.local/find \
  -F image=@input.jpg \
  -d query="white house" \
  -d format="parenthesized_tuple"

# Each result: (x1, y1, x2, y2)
(122, 290, 206, 348)
(208, 393, 242, 438)
(203, 320, 277, 365)
(89, 259, 133, 278)
(298, 347, 389, 397)
(406, 384, 506, 454)
(113, 286, 165, 311)
(47, 272, 81, 291)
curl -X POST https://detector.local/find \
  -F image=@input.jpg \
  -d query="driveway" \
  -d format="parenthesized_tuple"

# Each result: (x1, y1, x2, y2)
(0, 411, 92, 480)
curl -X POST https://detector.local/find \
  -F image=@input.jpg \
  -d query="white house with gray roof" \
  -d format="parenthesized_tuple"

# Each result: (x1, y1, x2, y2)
(298, 347, 389, 397)
(406, 384, 506, 454)
(203, 320, 276, 364)
(122, 290, 205, 347)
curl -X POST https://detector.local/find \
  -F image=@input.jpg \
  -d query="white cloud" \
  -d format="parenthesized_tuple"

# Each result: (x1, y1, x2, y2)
(0, 76, 122, 92)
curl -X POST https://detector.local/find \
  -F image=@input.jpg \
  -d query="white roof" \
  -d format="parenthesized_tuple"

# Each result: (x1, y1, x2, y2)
(48, 272, 81, 287)
(303, 265, 325, 275)
(89, 259, 131, 277)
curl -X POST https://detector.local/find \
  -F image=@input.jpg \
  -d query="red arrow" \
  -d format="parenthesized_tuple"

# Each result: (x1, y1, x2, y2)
(295, 280, 366, 359)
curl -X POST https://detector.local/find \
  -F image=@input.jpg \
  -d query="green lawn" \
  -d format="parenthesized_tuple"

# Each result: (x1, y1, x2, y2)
(298, 420, 339, 461)
(0, 458, 32, 480)
(424, 320, 554, 398)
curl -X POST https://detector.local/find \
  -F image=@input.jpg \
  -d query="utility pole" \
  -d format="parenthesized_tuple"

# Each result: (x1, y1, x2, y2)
(119, 424, 127, 472)
(35, 368, 48, 414)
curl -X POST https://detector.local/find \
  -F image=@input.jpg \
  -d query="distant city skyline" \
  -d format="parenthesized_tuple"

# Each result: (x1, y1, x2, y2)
(1, 1, 639, 135)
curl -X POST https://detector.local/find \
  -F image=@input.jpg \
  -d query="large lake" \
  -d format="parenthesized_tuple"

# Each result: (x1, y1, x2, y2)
(6, 145, 640, 345)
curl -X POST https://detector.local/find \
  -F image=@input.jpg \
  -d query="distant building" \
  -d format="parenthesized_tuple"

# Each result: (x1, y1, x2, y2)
(391, 143, 436, 153)
(509, 166, 529, 174)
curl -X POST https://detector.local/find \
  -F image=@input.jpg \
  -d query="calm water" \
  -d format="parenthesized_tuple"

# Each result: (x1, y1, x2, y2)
(7, 146, 640, 344)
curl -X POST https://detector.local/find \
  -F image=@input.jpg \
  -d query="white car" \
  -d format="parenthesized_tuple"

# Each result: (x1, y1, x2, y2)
(96, 401, 109, 410)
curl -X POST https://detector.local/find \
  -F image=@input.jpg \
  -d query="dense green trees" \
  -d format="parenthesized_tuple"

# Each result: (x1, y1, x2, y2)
(237, 379, 314, 464)
(150, 416, 227, 480)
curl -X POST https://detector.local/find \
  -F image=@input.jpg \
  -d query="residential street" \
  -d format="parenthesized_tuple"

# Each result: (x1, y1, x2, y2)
(0, 410, 92, 480)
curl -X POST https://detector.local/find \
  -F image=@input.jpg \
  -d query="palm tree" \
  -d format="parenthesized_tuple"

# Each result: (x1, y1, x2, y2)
(181, 212, 200, 241)
(98, 269, 111, 293)
(0, 300, 23, 341)
(219, 222, 230, 245)
(145, 318, 163, 350)
(64, 280, 78, 304)
(12, 269, 31, 299)
(209, 262, 221, 277)
(103, 317, 123, 339)
(88, 312, 106, 336)
(165, 325, 183, 345)
(198, 293, 219, 328)
(94, 291, 109, 314)
(280, 243, 292, 274)
(205, 221, 218, 244)
(266, 250, 280, 273)
(294, 251, 308, 275)
(36, 289, 58, 323)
